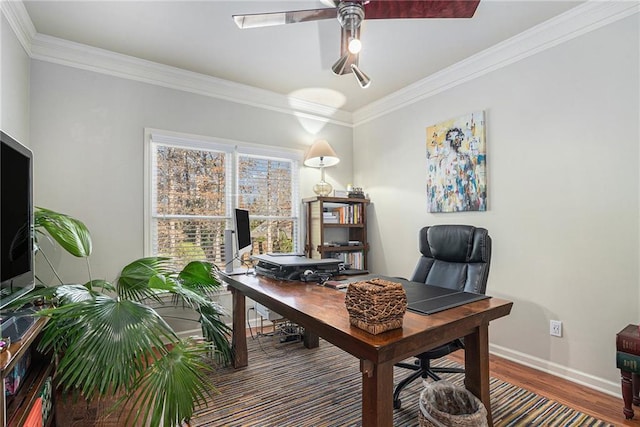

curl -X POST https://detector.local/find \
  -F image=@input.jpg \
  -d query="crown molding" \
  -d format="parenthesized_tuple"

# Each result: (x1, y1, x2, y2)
(5, 0, 637, 129)
(29, 33, 353, 127)
(1, 0, 36, 56)
(352, 0, 640, 126)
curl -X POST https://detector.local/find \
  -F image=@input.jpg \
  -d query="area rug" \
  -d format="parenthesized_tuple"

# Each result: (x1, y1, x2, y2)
(192, 335, 613, 427)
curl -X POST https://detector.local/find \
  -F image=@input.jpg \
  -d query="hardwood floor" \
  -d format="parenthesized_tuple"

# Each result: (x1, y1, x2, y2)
(448, 351, 639, 426)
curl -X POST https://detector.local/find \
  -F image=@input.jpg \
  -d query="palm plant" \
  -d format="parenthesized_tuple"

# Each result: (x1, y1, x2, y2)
(29, 207, 231, 426)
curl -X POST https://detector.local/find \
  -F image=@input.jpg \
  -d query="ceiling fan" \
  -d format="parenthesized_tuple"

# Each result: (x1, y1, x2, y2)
(233, 1, 481, 88)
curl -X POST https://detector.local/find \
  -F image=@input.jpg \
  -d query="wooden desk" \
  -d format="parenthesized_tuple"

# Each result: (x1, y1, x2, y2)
(222, 273, 513, 427)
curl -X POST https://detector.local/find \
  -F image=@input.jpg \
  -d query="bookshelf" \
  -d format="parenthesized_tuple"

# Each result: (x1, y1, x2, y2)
(303, 196, 370, 271)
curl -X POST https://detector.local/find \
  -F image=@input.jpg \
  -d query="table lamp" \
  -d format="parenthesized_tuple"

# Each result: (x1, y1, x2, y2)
(304, 139, 340, 197)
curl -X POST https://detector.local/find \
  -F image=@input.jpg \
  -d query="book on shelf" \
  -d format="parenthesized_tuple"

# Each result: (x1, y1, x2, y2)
(331, 251, 364, 270)
(329, 204, 363, 224)
(617, 324, 640, 355)
(322, 210, 339, 223)
(617, 351, 640, 374)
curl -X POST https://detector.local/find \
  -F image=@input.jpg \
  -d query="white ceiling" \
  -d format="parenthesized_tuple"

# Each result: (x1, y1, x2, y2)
(21, 0, 584, 112)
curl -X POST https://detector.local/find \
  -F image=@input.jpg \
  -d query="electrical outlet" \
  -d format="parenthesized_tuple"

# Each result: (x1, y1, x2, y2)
(550, 320, 562, 337)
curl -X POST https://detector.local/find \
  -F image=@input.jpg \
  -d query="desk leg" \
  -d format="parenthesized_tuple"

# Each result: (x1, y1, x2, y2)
(303, 330, 319, 349)
(633, 373, 640, 406)
(360, 360, 394, 427)
(230, 287, 248, 368)
(464, 324, 493, 427)
(622, 370, 635, 419)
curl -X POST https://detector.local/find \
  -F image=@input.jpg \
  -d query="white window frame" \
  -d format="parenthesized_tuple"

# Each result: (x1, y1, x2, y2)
(143, 128, 303, 261)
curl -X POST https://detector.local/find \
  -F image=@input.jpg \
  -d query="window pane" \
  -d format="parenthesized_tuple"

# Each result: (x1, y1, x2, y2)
(155, 146, 226, 216)
(148, 134, 300, 268)
(249, 219, 296, 254)
(153, 218, 228, 268)
(238, 155, 292, 217)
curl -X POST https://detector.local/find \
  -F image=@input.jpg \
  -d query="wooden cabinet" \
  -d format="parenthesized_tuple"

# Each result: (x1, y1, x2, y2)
(1, 317, 54, 427)
(304, 196, 370, 271)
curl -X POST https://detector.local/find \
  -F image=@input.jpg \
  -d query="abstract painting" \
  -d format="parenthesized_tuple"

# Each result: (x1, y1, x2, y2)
(426, 111, 486, 213)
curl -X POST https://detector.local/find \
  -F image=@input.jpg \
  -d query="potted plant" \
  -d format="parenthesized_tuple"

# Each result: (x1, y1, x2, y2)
(27, 207, 232, 426)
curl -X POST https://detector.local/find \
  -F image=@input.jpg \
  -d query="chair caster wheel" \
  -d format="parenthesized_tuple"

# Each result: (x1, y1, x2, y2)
(393, 399, 401, 410)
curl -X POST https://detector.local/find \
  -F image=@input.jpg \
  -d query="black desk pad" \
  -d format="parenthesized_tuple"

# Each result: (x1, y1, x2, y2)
(406, 290, 489, 315)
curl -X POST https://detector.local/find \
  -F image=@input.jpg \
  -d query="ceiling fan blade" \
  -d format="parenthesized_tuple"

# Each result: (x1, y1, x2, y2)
(363, 0, 481, 20)
(233, 8, 337, 29)
(320, 0, 341, 7)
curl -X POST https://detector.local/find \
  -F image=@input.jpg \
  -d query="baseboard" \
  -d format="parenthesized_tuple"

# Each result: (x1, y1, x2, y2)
(489, 343, 620, 398)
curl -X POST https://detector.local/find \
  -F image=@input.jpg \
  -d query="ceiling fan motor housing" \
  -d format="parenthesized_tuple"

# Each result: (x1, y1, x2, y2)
(338, 2, 365, 31)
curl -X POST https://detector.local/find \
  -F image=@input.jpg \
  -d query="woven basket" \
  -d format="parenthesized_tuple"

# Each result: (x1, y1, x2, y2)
(418, 381, 488, 427)
(344, 278, 407, 334)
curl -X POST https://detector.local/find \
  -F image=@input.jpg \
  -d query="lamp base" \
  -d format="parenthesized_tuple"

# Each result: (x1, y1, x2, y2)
(313, 181, 333, 197)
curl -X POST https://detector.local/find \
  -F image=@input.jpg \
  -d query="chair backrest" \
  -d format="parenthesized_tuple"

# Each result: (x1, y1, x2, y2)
(410, 225, 491, 294)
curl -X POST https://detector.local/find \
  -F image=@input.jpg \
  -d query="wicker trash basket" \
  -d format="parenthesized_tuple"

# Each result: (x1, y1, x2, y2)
(419, 381, 488, 427)
(344, 277, 407, 334)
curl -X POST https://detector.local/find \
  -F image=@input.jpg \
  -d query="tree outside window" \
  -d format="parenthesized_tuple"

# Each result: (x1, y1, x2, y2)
(149, 137, 299, 269)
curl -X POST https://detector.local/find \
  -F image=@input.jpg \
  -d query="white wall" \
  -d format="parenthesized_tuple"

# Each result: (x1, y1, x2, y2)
(28, 60, 354, 285)
(1, 13, 30, 143)
(354, 15, 639, 395)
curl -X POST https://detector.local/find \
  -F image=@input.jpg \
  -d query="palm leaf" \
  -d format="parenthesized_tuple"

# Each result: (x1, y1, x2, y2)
(150, 261, 223, 309)
(122, 339, 216, 427)
(117, 257, 175, 301)
(35, 207, 92, 258)
(39, 296, 177, 400)
(179, 261, 223, 291)
(54, 283, 96, 303)
(198, 303, 232, 363)
(162, 282, 212, 309)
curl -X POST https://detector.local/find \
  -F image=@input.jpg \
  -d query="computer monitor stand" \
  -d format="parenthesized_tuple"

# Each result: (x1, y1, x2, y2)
(224, 229, 235, 273)
(225, 267, 255, 276)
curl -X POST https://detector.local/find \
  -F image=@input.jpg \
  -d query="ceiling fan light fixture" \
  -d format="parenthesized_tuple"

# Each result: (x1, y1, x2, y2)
(332, 53, 351, 75)
(351, 64, 371, 89)
(347, 37, 362, 54)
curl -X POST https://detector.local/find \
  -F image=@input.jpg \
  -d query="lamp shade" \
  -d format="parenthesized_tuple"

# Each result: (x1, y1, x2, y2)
(304, 140, 340, 168)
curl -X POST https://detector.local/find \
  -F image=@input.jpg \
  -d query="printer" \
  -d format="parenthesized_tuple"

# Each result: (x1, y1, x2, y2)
(253, 254, 341, 281)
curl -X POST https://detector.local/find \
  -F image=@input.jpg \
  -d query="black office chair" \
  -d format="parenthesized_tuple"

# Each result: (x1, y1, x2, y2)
(393, 224, 492, 410)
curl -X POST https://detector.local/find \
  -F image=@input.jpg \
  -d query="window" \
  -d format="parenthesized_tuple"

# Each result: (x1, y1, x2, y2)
(144, 130, 301, 269)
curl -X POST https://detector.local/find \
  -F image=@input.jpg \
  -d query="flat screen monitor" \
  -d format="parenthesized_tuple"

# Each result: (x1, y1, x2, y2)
(234, 208, 252, 258)
(1, 131, 35, 310)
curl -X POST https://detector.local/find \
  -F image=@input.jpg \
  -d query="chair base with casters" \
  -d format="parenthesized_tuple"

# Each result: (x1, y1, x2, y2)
(392, 339, 465, 409)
